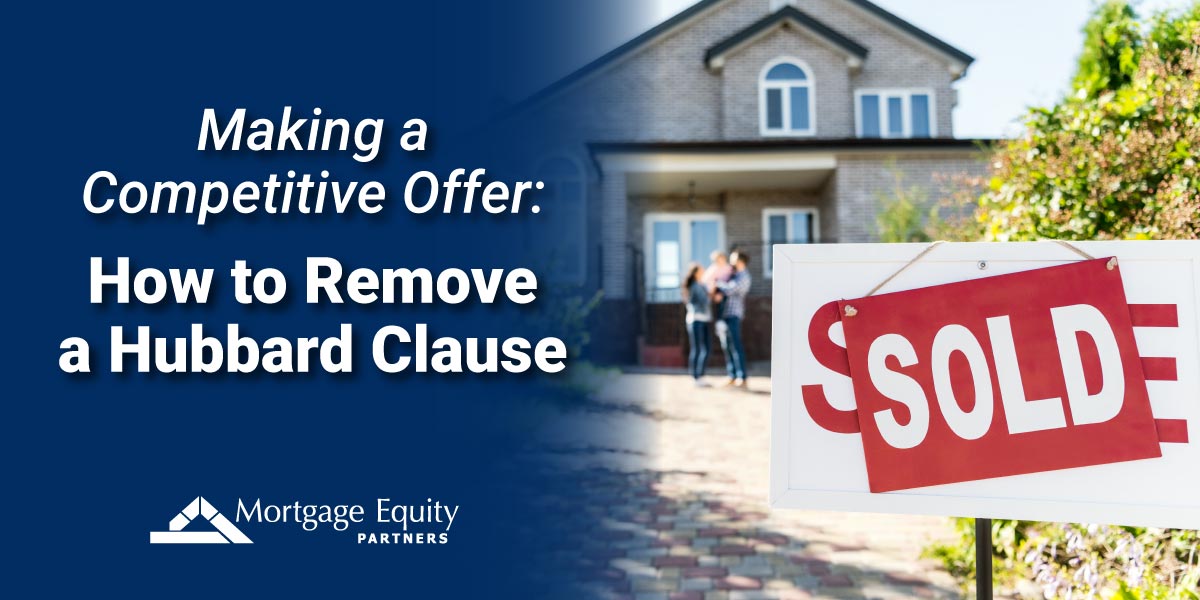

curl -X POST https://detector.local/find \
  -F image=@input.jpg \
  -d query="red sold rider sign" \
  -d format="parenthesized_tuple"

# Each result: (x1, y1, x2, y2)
(837, 258, 1161, 492)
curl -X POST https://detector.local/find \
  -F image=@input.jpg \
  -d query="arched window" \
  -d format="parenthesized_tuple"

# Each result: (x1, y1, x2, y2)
(760, 58, 814, 136)
(535, 155, 587, 284)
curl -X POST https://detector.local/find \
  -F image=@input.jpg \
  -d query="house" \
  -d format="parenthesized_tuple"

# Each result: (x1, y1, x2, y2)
(512, 0, 991, 365)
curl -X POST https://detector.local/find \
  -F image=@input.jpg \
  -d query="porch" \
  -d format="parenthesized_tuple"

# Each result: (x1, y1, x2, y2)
(592, 144, 840, 367)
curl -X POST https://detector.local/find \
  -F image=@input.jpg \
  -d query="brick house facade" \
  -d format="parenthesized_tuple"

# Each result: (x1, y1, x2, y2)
(511, 0, 991, 365)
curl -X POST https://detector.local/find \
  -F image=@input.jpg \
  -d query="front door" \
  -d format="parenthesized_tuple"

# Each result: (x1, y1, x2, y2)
(644, 213, 726, 303)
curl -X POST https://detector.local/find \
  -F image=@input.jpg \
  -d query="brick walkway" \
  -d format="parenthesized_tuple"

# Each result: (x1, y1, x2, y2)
(533, 369, 964, 600)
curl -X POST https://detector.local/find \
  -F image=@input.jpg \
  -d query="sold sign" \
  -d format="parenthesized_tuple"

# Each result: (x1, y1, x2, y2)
(771, 241, 1200, 528)
(838, 259, 1162, 492)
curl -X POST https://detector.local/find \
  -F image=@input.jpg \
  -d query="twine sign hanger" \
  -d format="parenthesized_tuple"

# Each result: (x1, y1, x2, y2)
(842, 241, 1117, 318)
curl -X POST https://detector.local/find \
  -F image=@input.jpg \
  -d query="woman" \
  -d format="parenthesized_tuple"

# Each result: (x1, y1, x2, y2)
(682, 263, 712, 386)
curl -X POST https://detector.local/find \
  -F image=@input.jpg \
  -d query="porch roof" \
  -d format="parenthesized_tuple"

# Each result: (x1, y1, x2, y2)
(590, 137, 994, 155)
(589, 138, 994, 195)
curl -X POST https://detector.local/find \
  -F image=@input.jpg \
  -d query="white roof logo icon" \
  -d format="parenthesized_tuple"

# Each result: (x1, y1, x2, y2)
(149, 497, 252, 544)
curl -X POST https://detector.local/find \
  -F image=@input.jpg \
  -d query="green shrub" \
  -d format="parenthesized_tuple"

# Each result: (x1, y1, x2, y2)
(926, 522, 1199, 598)
(877, 164, 986, 243)
(876, 167, 933, 243)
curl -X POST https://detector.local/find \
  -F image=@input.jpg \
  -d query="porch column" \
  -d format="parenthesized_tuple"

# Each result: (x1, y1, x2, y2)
(600, 169, 630, 299)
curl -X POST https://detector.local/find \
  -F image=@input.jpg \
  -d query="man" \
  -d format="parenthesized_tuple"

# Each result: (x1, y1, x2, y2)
(715, 250, 751, 388)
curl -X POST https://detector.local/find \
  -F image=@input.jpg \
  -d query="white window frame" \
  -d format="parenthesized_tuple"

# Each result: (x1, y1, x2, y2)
(762, 207, 820, 279)
(643, 212, 727, 303)
(759, 57, 816, 137)
(534, 154, 588, 285)
(854, 89, 937, 138)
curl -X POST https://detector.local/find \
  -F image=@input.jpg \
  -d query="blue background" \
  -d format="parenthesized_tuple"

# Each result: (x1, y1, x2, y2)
(2, 1, 619, 596)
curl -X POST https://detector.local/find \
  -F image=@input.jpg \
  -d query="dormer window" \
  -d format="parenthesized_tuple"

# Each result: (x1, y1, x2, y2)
(760, 58, 815, 136)
(856, 89, 935, 138)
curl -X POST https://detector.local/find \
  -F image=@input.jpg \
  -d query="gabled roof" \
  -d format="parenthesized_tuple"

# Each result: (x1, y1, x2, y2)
(849, 0, 974, 66)
(512, 0, 974, 111)
(705, 6, 868, 71)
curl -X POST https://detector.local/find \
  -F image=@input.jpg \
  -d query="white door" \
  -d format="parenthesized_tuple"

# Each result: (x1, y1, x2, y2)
(644, 213, 726, 303)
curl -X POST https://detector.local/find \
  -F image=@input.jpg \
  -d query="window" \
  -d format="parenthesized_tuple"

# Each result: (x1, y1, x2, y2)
(644, 213, 726, 303)
(535, 155, 587, 284)
(760, 58, 815, 136)
(763, 208, 819, 278)
(855, 90, 935, 138)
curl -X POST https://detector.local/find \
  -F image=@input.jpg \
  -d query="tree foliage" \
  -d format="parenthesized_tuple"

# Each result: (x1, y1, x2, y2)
(1074, 1, 1142, 97)
(980, 1, 1200, 241)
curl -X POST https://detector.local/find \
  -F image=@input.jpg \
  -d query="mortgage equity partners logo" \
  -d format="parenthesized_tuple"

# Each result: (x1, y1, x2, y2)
(149, 496, 458, 545)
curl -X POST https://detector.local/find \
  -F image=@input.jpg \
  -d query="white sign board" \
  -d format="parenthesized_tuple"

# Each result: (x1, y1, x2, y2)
(769, 241, 1200, 528)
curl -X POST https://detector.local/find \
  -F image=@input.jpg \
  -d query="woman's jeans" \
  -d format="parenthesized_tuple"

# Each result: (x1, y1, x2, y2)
(718, 316, 747, 380)
(687, 320, 710, 379)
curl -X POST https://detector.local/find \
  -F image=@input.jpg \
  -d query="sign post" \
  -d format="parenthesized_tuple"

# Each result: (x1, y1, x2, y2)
(976, 517, 992, 600)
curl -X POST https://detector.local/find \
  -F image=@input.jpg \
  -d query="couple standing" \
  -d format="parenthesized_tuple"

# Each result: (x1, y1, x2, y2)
(682, 250, 751, 388)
